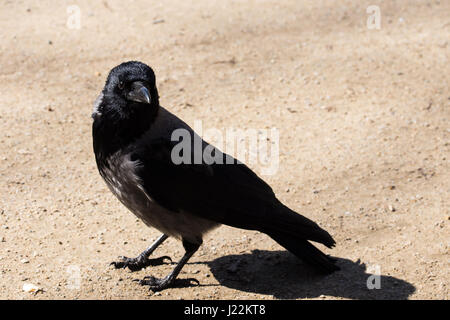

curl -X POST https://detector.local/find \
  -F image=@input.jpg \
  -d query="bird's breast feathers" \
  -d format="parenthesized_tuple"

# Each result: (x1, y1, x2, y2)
(98, 151, 219, 241)
(99, 152, 151, 212)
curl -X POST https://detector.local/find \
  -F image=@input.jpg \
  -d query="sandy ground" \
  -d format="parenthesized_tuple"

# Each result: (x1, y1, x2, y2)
(0, 0, 449, 300)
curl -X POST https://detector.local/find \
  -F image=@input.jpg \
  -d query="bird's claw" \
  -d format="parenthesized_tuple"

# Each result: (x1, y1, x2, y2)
(133, 276, 200, 292)
(134, 275, 169, 292)
(110, 255, 172, 271)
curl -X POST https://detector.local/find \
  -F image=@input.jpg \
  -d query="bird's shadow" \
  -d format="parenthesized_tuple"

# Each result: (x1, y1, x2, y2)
(205, 250, 416, 299)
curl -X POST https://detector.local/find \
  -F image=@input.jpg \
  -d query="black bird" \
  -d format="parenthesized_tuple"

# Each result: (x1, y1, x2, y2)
(92, 61, 339, 291)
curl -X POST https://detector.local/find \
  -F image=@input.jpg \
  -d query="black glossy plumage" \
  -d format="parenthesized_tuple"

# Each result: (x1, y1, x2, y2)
(93, 61, 339, 291)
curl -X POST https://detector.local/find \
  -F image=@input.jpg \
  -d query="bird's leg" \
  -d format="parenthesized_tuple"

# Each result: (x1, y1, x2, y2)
(136, 238, 201, 291)
(111, 234, 171, 271)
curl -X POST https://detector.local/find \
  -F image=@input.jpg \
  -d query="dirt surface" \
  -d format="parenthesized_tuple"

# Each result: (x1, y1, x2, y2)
(0, 0, 449, 300)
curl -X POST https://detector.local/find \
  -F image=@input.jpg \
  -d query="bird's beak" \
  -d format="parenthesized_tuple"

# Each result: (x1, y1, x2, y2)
(127, 81, 151, 104)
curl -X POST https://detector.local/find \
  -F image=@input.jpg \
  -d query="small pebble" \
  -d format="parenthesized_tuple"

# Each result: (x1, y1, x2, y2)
(23, 283, 40, 293)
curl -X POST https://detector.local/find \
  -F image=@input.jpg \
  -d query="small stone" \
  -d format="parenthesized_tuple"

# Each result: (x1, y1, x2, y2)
(17, 149, 31, 155)
(388, 205, 396, 212)
(23, 283, 40, 293)
(21, 258, 29, 264)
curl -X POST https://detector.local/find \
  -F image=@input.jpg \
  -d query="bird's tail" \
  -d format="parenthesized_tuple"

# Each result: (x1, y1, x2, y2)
(260, 202, 340, 273)
(267, 231, 340, 274)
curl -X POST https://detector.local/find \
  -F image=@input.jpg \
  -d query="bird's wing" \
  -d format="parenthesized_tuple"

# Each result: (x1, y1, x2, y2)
(129, 137, 335, 248)
(130, 137, 278, 231)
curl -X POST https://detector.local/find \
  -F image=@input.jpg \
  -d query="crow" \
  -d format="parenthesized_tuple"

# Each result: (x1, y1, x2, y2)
(92, 61, 339, 291)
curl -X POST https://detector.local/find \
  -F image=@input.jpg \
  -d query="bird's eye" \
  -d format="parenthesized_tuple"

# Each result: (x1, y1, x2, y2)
(118, 81, 125, 90)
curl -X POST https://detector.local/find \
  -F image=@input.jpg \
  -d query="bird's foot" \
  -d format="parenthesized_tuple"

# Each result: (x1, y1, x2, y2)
(110, 255, 172, 272)
(134, 275, 199, 292)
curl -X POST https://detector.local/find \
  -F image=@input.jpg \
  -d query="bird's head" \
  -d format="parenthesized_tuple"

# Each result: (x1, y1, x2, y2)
(92, 61, 161, 158)
(93, 61, 159, 120)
